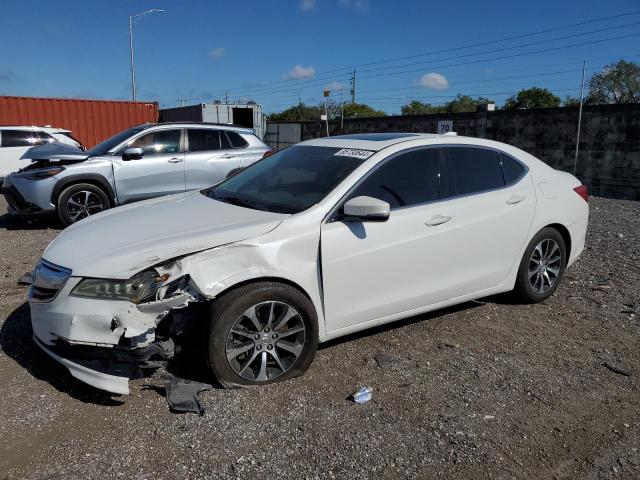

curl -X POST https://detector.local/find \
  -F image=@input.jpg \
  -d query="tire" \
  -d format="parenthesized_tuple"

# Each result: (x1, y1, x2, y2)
(206, 281, 319, 388)
(56, 183, 110, 226)
(514, 227, 567, 303)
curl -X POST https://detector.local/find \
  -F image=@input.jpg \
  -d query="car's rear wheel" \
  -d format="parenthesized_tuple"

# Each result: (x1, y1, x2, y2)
(206, 282, 318, 388)
(514, 227, 567, 303)
(57, 183, 110, 226)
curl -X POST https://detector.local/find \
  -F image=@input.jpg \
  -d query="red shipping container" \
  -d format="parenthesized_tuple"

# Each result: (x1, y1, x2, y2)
(0, 96, 159, 148)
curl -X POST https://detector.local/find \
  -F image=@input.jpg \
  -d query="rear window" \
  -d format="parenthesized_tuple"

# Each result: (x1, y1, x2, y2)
(1, 130, 39, 147)
(188, 129, 220, 152)
(226, 131, 249, 148)
(500, 153, 526, 185)
(439, 147, 504, 197)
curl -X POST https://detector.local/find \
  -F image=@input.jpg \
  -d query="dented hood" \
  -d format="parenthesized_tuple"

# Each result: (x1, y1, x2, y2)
(21, 143, 88, 162)
(43, 191, 287, 278)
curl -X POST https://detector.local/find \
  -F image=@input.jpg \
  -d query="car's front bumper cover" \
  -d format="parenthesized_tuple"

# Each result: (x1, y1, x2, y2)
(33, 336, 133, 394)
(29, 273, 194, 394)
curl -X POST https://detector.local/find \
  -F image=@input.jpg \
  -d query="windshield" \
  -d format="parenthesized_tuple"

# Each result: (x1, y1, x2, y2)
(86, 126, 147, 156)
(204, 145, 370, 214)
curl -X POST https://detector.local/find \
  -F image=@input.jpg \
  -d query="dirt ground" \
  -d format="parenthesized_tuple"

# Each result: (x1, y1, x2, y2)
(0, 196, 638, 479)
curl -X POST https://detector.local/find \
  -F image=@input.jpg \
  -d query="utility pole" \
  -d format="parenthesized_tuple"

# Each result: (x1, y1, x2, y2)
(323, 90, 330, 137)
(573, 60, 586, 176)
(128, 9, 164, 102)
(350, 68, 356, 103)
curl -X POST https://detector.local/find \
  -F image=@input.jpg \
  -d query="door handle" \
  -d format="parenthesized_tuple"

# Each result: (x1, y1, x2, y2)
(425, 214, 452, 226)
(506, 194, 526, 205)
(168, 157, 183, 163)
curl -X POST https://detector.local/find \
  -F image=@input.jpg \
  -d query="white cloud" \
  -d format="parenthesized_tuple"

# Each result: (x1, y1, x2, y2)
(209, 47, 225, 59)
(285, 64, 316, 79)
(324, 81, 347, 92)
(419, 72, 449, 90)
(339, 0, 369, 11)
(299, 0, 316, 11)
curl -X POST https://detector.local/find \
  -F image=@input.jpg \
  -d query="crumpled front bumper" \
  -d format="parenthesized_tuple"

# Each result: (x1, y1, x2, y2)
(33, 336, 132, 394)
(30, 277, 192, 394)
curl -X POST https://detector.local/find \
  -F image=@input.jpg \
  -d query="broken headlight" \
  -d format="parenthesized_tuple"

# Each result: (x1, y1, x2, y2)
(70, 269, 166, 304)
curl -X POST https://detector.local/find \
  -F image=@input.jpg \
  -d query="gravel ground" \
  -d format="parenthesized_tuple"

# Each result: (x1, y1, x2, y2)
(0, 196, 638, 479)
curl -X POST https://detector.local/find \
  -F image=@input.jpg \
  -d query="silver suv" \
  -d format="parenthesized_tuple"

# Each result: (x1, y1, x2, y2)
(2, 123, 271, 225)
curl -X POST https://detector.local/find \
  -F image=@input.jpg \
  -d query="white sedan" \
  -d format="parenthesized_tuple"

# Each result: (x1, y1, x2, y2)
(28, 133, 589, 394)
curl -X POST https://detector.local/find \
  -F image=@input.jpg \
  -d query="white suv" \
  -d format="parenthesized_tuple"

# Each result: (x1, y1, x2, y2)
(0, 126, 83, 182)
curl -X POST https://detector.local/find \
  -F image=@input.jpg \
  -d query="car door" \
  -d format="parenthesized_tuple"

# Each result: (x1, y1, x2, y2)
(112, 128, 186, 204)
(321, 147, 461, 332)
(320, 145, 536, 334)
(434, 146, 536, 297)
(184, 129, 242, 190)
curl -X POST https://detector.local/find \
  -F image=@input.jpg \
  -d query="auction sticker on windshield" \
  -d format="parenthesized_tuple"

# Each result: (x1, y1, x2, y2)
(334, 148, 375, 160)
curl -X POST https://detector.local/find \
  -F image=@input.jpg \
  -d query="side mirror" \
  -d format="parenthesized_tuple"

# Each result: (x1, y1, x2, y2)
(122, 147, 144, 161)
(342, 196, 390, 222)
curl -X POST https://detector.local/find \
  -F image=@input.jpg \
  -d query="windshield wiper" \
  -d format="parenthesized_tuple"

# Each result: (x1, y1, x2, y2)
(215, 195, 257, 210)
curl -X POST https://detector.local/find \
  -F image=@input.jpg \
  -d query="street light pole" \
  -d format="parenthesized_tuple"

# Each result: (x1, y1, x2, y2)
(128, 9, 164, 102)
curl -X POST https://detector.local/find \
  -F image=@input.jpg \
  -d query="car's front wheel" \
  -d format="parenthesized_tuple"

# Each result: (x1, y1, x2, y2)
(57, 183, 110, 226)
(207, 282, 318, 388)
(514, 227, 567, 303)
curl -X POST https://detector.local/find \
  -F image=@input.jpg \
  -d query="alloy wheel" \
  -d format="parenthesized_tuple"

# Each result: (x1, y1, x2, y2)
(225, 301, 306, 382)
(528, 238, 562, 293)
(67, 190, 105, 221)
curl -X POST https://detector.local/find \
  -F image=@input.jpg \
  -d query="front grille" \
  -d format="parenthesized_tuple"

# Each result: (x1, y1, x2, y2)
(29, 260, 72, 303)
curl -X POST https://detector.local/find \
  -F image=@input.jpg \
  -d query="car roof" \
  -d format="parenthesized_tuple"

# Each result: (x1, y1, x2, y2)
(0, 125, 71, 133)
(144, 122, 254, 134)
(300, 132, 459, 151)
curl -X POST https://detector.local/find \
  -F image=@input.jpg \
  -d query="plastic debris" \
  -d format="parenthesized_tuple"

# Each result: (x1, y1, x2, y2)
(164, 375, 213, 415)
(351, 386, 373, 404)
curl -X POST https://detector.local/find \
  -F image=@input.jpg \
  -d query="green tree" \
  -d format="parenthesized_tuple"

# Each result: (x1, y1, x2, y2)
(588, 59, 640, 104)
(268, 102, 323, 121)
(342, 102, 386, 118)
(444, 94, 494, 113)
(563, 96, 581, 107)
(503, 87, 561, 110)
(400, 100, 441, 115)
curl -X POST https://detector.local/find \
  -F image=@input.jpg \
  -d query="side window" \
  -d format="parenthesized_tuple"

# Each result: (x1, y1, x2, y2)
(188, 129, 220, 152)
(36, 131, 55, 144)
(348, 148, 439, 210)
(220, 131, 232, 150)
(226, 131, 249, 148)
(439, 147, 504, 197)
(500, 153, 526, 185)
(1, 130, 39, 147)
(128, 129, 181, 156)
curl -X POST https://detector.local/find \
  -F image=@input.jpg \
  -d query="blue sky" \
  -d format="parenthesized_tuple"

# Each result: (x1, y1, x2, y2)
(0, 0, 638, 114)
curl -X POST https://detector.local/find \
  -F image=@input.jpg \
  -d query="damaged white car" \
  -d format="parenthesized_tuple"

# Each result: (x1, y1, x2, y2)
(29, 133, 589, 394)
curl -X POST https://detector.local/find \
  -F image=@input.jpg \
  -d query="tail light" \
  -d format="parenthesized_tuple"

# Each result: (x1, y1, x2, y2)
(574, 184, 588, 202)
(262, 150, 273, 159)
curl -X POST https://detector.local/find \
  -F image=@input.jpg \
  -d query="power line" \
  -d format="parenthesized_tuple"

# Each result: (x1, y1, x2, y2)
(356, 21, 640, 74)
(209, 10, 640, 97)
(358, 32, 640, 80)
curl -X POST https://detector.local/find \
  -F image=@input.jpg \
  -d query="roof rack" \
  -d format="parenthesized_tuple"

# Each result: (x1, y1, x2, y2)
(157, 121, 252, 129)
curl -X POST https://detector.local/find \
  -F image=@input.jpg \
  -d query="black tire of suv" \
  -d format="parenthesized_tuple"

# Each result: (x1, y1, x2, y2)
(206, 282, 319, 388)
(56, 183, 111, 227)
(514, 227, 567, 303)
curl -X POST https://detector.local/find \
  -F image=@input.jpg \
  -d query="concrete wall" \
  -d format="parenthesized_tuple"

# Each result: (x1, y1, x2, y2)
(267, 104, 640, 199)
